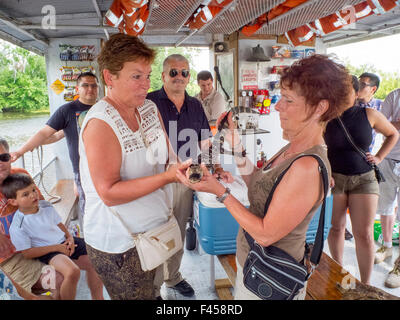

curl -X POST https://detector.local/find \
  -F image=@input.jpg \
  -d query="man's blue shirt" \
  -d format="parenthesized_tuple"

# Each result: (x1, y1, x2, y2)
(147, 87, 211, 161)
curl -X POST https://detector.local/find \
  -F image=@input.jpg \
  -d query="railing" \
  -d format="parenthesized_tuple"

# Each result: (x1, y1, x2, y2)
(18, 148, 59, 201)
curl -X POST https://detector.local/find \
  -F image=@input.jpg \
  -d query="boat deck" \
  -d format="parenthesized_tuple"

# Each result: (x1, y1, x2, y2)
(73, 218, 400, 300)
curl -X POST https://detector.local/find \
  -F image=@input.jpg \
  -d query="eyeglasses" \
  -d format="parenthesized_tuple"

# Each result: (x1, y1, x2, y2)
(359, 82, 373, 89)
(169, 69, 190, 78)
(0, 153, 11, 162)
(80, 83, 98, 89)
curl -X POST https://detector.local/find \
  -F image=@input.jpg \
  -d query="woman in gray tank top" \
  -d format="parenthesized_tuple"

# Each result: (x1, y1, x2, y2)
(177, 54, 354, 300)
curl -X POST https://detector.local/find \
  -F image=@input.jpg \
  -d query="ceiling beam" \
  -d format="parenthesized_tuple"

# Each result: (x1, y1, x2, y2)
(0, 30, 44, 55)
(324, 23, 400, 47)
(19, 24, 116, 31)
(0, 10, 49, 47)
(91, 0, 109, 39)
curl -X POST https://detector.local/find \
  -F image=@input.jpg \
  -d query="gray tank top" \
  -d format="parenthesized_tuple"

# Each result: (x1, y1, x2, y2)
(236, 144, 331, 267)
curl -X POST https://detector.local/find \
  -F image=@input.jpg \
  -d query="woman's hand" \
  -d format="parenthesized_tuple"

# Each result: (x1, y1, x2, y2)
(365, 152, 381, 165)
(176, 162, 226, 196)
(165, 159, 192, 183)
(213, 167, 234, 183)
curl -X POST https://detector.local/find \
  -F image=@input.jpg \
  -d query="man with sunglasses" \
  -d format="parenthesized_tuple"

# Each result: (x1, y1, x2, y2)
(147, 54, 232, 298)
(10, 72, 99, 232)
(195, 70, 226, 125)
(355, 72, 382, 152)
(1, 138, 63, 299)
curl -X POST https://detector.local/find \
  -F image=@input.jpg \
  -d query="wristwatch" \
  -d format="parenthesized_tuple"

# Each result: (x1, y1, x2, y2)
(216, 187, 231, 203)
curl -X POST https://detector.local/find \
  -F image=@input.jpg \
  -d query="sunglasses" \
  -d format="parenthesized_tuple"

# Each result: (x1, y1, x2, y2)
(169, 69, 190, 78)
(80, 83, 98, 89)
(0, 153, 11, 162)
(359, 82, 373, 89)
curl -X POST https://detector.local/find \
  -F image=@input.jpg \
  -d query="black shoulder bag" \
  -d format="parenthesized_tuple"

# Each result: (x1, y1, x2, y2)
(336, 117, 385, 183)
(243, 154, 329, 300)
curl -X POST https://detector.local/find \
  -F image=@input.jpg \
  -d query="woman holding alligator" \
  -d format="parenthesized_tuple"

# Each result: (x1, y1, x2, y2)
(177, 54, 353, 300)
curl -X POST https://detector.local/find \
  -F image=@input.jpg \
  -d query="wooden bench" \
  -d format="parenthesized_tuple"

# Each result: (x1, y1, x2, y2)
(47, 179, 77, 226)
(215, 252, 361, 300)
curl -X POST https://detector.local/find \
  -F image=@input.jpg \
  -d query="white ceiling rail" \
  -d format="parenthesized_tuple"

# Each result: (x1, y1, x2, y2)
(0, 29, 44, 55)
(91, 0, 110, 39)
(0, 10, 48, 47)
(19, 24, 116, 31)
(175, 0, 238, 47)
(324, 23, 400, 46)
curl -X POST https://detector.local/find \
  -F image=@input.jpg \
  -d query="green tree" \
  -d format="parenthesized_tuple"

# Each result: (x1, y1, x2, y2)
(344, 59, 400, 101)
(0, 40, 49, 112)
(150, 46, 200, 96)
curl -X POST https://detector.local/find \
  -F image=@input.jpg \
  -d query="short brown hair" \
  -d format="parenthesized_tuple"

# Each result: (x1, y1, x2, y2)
(2, 173, 34, 199)
(97, 33, 155, 85)
(280, 54, 352, 123)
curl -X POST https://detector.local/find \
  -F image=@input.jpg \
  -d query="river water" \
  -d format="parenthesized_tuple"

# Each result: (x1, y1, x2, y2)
(0, 112, 56, 178)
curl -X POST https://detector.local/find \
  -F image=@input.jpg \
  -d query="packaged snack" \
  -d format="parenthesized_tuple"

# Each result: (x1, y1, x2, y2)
(60, 66, 73, 81)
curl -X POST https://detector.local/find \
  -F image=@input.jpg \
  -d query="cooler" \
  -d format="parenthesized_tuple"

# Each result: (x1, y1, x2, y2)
(305, 195, 333, 243)
(194, 177, 250, 255)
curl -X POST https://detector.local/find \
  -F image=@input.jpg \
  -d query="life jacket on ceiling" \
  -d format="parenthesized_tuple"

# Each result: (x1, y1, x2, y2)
(240, 0, 308, 37)
(366, 0, 400, 15)
(120, 4, 149, 35)
(285, 24, 315, 47)
(187, 0, 233, 30)
(267, 0, 309, 21)
(353, 1, 374, 20)
(105, 0, 149, 36)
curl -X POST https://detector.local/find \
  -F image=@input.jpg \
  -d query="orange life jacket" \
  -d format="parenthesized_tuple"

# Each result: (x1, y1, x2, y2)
(188, 0, 233, 30)
(240, 0, 307, 37)
(285, 24, 315, 47)
(104, 0, 124, 27)
(366, 0, 400, 14)
(267, 0, 308, 21)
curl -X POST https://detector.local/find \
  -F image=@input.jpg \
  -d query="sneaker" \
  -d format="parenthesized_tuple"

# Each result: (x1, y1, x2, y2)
(170, 280, 195, 297)
(345, 228, 353, 240)
(385, 259, 400, 288)
(374, 246, 393, 264)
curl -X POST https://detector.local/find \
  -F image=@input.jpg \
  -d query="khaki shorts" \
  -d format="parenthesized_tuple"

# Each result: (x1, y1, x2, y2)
(0, 253, 45, 293)
(332, 170, 379, 196)
(377, 158, 400, 216)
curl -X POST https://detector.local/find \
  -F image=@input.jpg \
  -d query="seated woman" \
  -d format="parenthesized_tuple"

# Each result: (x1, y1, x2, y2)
(325, 76, 398, 285)
(177, 54, 353, 300)
(79, 34, 185, 300)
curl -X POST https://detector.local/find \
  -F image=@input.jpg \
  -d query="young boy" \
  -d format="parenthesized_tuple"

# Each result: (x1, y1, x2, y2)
(3, 173, 104, 300)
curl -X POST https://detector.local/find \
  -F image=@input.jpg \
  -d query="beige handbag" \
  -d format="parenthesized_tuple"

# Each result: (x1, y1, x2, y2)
(108, 109, 182, 272)
(110, 208, 182, 272)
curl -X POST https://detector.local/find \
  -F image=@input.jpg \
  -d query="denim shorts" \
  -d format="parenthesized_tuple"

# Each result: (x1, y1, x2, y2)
(331, 170, 379, 196)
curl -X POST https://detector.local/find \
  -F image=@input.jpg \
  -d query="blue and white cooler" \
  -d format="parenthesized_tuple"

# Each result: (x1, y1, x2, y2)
(193, 177, 250, 255)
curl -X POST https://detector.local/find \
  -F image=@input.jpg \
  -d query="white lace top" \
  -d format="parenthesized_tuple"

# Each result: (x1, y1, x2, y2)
(79, 99, 172, 253)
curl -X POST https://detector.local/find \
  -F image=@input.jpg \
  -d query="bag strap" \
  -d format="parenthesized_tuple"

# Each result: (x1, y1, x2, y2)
(244, 153, 329, 268)
(336, 117, 377, 171)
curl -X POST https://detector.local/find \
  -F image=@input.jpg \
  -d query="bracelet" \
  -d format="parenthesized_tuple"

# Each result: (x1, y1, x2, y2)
(216, 187, 231, 203)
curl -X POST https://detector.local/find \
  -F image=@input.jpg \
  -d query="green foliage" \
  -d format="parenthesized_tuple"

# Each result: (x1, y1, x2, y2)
(344, 59, 400, 101)
(0, 40, 49, 112)
(149, 46, 200, 96)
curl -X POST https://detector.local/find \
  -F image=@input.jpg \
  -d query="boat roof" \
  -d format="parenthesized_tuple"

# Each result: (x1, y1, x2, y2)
(1, 0, 400, 55)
